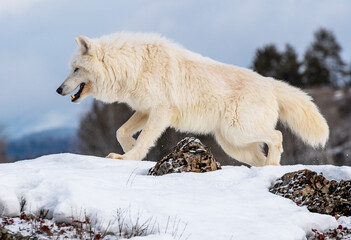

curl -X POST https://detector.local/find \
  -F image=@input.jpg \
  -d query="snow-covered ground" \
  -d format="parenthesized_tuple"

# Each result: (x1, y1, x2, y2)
(1, 153, 351, 240)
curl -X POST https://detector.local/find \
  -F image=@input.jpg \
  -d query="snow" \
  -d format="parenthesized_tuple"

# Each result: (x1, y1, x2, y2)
(1, 153, 351, 239)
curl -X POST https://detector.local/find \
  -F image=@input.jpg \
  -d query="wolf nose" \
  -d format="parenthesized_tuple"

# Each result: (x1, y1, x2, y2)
(56, 87, 63, 95)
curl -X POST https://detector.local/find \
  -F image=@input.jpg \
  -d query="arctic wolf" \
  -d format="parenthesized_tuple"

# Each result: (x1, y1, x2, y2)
(56, 32, 329, 166)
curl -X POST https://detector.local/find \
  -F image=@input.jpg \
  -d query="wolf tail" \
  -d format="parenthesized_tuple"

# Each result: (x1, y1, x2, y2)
(273, 80, 329, 147)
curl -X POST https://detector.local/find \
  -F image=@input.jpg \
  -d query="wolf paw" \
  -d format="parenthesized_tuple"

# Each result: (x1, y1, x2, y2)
(106, 153, 126, 160)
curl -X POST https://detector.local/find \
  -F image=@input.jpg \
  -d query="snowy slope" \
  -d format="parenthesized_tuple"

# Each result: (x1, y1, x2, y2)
(1, 154, 351, 240)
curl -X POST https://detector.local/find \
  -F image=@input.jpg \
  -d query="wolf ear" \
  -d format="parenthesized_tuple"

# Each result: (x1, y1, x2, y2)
(75, 35, 93, 55)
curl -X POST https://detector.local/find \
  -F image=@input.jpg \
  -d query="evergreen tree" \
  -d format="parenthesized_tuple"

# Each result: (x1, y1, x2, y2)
(303, 28, 347, 86)
(252, 44, 302, 87)
(277, 44, 303, 86)
(252, 44, 282, 79)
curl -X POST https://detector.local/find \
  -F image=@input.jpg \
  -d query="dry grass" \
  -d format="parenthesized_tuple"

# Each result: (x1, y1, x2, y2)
(0, 198, 188, 239)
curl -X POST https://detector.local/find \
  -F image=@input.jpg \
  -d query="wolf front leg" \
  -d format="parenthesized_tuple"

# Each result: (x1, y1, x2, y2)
(106, 107, 174, 160)
(116, 112, 148, 152)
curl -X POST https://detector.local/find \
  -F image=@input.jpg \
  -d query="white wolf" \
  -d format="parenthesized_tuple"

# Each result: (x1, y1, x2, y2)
(57, 32, 329, 166)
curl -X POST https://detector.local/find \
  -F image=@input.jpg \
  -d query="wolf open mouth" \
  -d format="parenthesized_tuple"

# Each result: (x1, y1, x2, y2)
(71, 83, 85, 102)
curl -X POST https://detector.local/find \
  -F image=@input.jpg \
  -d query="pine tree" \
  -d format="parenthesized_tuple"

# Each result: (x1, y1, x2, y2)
(278, 44, 303, 86)
(252, 44, 302, 87)
(252, 44, 282, 79)
(303, 28, 347, 86)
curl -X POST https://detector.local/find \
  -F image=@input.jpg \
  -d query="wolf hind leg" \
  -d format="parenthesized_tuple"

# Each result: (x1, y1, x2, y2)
(215, 131, 267, 167)
(265, 130, 283, 166)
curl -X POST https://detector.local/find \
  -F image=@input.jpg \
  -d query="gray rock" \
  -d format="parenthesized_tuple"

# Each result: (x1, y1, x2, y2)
(269, 169, 351, 217)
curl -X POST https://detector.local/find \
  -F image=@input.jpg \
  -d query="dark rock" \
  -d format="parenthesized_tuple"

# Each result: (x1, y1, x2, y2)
(148, 137, 221, 176)
(269, 169, 351, 217)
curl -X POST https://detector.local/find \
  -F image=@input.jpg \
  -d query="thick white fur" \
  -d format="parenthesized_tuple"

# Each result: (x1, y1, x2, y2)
(59, 32, 329, 166)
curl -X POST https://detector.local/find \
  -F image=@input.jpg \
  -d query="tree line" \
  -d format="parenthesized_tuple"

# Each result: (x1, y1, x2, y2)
(252, 28, 351, 87)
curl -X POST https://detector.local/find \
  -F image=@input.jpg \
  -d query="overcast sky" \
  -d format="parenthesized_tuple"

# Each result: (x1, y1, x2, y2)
(1, 0, 350, 138)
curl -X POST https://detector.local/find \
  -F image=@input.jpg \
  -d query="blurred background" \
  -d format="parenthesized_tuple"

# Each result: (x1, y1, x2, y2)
(0, 0, 350, 165)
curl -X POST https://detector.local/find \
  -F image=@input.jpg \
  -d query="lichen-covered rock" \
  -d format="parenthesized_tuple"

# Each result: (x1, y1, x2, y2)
(269, 169, 351, 217)
(148, 137, 221, 176)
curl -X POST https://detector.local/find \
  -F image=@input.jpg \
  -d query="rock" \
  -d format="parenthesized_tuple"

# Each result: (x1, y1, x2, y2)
(148, 137, 221, 176)
(269, 169, 351, 217)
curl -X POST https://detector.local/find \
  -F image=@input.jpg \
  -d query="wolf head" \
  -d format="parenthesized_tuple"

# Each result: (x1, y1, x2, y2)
(57, 33, 157, 104)
(56, 36, 106, 103)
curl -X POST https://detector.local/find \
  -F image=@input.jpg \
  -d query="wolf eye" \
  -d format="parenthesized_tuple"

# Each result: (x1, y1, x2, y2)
(74, 68, 79, 73)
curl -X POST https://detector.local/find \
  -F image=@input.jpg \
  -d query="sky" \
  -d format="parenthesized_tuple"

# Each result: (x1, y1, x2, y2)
(0, 0, 350, 138)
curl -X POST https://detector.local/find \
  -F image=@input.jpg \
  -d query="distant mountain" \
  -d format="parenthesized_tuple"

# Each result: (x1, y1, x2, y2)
(7, 128, 77, 161)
